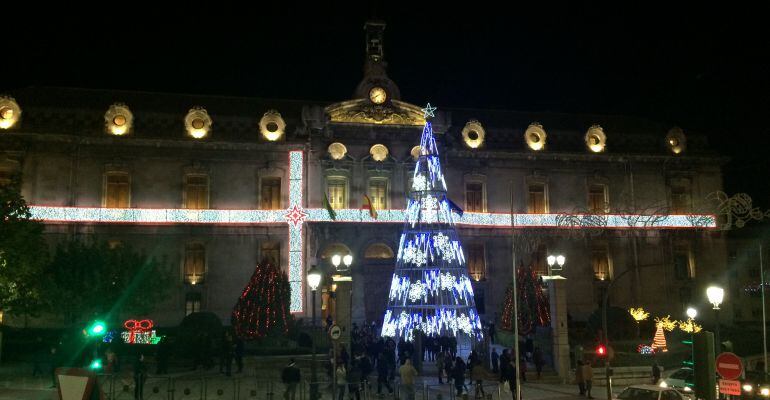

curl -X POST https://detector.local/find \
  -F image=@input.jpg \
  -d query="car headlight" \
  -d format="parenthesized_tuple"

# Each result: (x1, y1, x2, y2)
(760, 387, 770, 397)
(659, 381, 668, 388)
(744, 384, 754, 393)
(683, 386, 692, 392)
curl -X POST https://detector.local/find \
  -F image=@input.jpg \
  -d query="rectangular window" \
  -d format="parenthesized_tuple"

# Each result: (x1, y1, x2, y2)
(184, 175, 209, 209)
(527, 183, 547, 214)
(261, 241, 281, 267)
(467, 244, 486, 281)
(327, 178, 347, 209)
(261, 177, 281, 210)
(185, 292, 201, 316)
(671, 186, 691, 214)
(104, 173, 130, 208)
(466, 182, 484, 212)
(673, 245, 694, 280)
(588, 184, 608, 213)
(533, 246, 548, 276)
(592, 247, 611, 281)
(368, 179, 388, 210)
(184, 243, 206, 285)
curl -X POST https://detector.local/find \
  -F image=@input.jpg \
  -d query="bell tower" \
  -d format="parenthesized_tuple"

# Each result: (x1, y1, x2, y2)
(354, 20, 401, 101)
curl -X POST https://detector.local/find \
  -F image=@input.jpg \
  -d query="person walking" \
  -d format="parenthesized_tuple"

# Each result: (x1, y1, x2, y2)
(335, 362, 347, 400)
(575, 360, 585, 396)
(452, 357, 467, 397)
(505, 357, 517, 400)
(348, 360, 362, 400)
(399, 358, 419, 400)
(281, 358, 301, 400)
(582, 360, 594, 399)
(491, 348, 499, 374)
(533, 347, 544, 379)
(376, 352, 394, 395)
(133, 354, 147, 400)
(471, 361, 486, 398)
(651, 362, 661, 385)
(488, 322, 496, 344)
(436, 350, 446, 384)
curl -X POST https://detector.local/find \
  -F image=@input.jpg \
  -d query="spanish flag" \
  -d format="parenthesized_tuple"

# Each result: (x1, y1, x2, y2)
(323, 193, 337, 220)
(363, 194, 378, 219)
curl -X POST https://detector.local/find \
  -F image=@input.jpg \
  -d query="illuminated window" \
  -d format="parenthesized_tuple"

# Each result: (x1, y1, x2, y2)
(261, 242, 281, 267)
(466, 182, 484, 212)
(184, 175, 209, 209)
(185, 292, 201, 316)
(588, 184, 608, 213)
(327, 177, 347, 209)
(592, 247, 612, 281)
(527, 183, 547, 214)
(103, 172, 130, 208)
(670, 185, 691, 214)
(368, 178, 388, 210)
(467, 244, 486, 281)
(184, 243, 206, 285)
(673, 243, 694, 279)
(364, 243, 394, 259)
(261, 177, 281, 210)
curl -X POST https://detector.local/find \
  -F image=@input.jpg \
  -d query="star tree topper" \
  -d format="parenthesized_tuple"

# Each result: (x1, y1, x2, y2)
(422, 103, 437, 119)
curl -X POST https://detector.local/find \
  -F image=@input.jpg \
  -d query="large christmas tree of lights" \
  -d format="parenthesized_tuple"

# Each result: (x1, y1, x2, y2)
(381, 104, 483, 342)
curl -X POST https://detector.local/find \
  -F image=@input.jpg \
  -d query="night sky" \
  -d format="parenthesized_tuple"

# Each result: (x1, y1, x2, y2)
(4, 5, 768, 202)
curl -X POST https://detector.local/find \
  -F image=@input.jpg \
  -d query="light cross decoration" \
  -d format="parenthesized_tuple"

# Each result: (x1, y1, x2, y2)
(29, 151, 717, 313)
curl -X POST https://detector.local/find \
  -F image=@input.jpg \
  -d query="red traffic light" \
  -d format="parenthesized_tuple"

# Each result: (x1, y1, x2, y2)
(596, 345, 607, 356)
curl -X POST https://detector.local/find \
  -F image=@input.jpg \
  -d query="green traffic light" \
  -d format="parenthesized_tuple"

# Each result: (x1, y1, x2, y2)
(89, 359, 102, 370)
(87, 321, 107, 336)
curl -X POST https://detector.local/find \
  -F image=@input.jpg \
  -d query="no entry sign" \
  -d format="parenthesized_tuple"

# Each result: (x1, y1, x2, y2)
(716, 352, 743, 380)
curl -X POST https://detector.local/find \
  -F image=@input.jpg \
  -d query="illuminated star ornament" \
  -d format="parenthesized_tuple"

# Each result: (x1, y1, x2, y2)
(284, 204, 308, 226)
(421, 103, 437, 119)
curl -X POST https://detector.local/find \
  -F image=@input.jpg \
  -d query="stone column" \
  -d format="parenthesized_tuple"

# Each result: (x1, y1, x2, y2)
(549, 279, 570, 383)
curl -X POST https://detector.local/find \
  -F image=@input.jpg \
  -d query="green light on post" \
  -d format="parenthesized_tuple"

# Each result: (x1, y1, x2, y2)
(89, 359, 102, 370)
(87, 321, 107, 337)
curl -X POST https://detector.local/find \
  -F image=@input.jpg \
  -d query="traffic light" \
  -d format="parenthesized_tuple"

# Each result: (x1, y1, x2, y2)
(89, 359, 102, 370)
(86, 320, 107, 337)
(596, 344, 607, 357)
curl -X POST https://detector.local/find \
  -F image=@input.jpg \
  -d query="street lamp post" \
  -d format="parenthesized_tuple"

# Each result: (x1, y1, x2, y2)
(686, 307, 697, 380)
(546, 254, 566, 279)
(706, 286, 724, 354)
(307, 265, 322, 400)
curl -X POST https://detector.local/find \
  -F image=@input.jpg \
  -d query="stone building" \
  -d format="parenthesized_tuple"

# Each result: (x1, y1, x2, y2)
(0, 22, 729, 332)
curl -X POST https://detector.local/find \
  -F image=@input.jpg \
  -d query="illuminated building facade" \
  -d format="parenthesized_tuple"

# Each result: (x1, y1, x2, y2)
(0, 22, 728, 328)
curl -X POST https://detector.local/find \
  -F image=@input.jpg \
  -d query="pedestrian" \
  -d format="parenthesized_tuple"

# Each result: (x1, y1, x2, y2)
(519, 355, 528, 382)
(335, 362, 347, 400)
(499, 349, 509, 383)
(340, 347, 350, 368)
(471, 361, 486, 398)
(533, 347, 544, 379)
(234, 336, 245, 373)
(348, 360, 362, 400)
(506, 357, 517, 400)
(436, 350, 446, 384)
(452, 356, 467, 396)
(582, 360, 594, 399)
(652, 361, 661, 385)
(155, 337, 169, 374)
(358, 354, 373, 391)
(377, 352, 394, 395)
(399, 358, 418, 400)
(281, 358, 301, 400)
(488, 322, 496, 344)
(491, 348, 499, 374)
(133, 354, 147, 400)
(575, 360, 585, 396)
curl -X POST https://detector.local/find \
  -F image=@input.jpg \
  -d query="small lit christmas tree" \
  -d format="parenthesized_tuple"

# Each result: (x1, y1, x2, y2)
(231, 262, 291, 338)
(651, 324, 668, 352)
(380, 104, 483, 342)
(499, 263, 550, 335)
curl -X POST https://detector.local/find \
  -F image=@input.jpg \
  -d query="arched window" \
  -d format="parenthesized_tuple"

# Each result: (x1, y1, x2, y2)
(364, 243, 394, 259)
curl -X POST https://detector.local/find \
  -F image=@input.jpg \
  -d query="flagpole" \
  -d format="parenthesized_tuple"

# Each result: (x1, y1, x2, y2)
(510, 180, 521, 400)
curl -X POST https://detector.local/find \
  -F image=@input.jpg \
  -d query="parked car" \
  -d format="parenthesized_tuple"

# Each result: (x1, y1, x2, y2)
(660, 367, 694, 390)
(615, 384, 693, 400)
